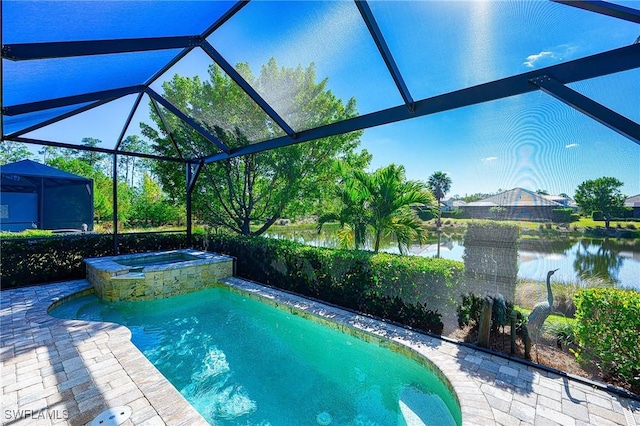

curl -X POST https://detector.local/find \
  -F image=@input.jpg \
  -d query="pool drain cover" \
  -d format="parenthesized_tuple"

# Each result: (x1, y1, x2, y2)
(90, 406, 132, 426)
(317, 411, 332, 425)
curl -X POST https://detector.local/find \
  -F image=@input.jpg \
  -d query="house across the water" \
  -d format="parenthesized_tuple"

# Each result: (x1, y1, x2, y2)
(459, 188, 575, 221)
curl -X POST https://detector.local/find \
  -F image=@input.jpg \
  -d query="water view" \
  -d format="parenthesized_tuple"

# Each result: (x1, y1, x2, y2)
(265, 226, 640, 290)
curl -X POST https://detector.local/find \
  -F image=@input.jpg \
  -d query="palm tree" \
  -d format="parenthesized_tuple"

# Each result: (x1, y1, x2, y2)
(354, 164, 434, 253)
(317, 179, 370, 250)
(427, 171, 452, 227)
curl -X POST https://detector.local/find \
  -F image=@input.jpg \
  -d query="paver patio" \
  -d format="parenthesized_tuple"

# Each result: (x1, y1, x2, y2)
(1, 279, 639, 425)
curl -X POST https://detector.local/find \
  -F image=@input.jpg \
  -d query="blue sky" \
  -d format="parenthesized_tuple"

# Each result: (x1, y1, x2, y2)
(20, 1, 640, 198)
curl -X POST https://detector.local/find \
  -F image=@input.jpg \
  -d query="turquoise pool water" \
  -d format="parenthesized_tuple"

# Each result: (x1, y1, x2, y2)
(51, 287, 461, 425)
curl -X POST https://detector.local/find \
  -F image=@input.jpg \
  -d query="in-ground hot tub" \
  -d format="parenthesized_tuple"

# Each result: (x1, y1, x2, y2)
(85, 249, 234, 302)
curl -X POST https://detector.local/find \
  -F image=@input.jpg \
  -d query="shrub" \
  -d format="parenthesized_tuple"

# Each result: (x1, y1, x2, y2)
(546, 321, 576, 349)
(457, 293, 485, 328)
(551, 208, 573, 223)
(456, 293, 521, 333)
(417, 208, 435, 221)
(441, 209, 464, 219)
(574, 288, 640, 390)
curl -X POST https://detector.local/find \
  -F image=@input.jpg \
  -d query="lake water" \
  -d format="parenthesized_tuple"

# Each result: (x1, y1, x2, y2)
(266, 227, 640, 290)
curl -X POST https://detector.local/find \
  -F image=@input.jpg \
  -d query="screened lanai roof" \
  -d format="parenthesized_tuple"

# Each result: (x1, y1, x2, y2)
(2, 0, 640, 165)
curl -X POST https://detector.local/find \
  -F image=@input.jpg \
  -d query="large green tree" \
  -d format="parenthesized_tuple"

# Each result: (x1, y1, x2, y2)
(142, 59, 364, 235)
(427, 171, 452, 227)
(574, 177, 626, 229)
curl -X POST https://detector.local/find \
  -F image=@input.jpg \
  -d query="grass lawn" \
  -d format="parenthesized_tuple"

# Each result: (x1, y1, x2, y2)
(427, 217, 639, 234)
(513, 306, 576, 327)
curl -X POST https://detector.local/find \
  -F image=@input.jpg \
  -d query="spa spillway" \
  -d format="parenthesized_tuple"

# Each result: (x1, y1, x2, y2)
(85, 249, 234, 301)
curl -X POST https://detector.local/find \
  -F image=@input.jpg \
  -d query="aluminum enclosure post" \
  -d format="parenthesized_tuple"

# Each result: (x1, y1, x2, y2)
(186, 163, 193, 247)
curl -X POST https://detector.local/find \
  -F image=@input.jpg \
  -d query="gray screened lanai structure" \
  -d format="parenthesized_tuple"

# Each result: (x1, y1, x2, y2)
(2, 0, 640, 249)
(0, 159, 93, 232)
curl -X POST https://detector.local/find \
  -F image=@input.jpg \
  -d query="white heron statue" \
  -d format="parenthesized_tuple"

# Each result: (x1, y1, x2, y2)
(527, 268, 559, 339)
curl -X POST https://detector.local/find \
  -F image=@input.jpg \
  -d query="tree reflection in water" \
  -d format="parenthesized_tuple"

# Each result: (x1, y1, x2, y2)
(573, 238, 624, 285)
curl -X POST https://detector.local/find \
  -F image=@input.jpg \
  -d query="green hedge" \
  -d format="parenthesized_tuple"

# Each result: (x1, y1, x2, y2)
(1, 231, 464, 334)
(0, 232, 190, 288)
(206, 233, 464, 333)
(441, 209, 465, 219)
(574, 288, 640, 391)
(551, 208, 574, 223)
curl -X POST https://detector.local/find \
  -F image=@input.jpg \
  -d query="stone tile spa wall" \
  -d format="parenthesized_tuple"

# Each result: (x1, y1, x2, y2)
(85, 249, 234, 301)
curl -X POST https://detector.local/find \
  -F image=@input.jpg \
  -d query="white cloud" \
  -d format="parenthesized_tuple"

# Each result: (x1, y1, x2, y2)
(524, 51, 555, 68)
(565, 143, 579, 149)
(481, 156, 498, 162)
(523, 45, 578, 68)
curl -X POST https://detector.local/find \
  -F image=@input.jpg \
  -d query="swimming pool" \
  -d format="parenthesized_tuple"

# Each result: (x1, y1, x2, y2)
(51, 285, 462, 425)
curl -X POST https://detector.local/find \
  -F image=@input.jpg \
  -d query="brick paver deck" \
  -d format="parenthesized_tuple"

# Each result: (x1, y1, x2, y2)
(1, 279, 638, 425)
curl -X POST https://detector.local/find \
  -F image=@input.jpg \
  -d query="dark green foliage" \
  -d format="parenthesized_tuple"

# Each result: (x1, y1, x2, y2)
(366, 295, 444, 335)
(205, 233, 459, 334)
(574, 288, 640, 391)
(441, 209, 465, 219)
(457, 293, 485, 328)
(1, 232, 189, 288)
(417, 208, 435, 221)
(551, 208, 574, 223)
(456, 293, 518, 332)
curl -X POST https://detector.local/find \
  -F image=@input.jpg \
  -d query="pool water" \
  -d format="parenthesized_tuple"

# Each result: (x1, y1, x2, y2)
(51, 287, 461, 426)
(115, 252, 200, 267)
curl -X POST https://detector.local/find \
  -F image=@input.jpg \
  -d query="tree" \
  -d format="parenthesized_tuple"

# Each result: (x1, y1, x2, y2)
(38, 146, 63, 163)
(318, 164, 434, 253)
(358, 164, 434, 253)
(574, 177, 626, 229)
(0, 142, 33, 165)
(130, 173, 181, 227)
(118, 135, 150, 187)
(427, 171, 452, 227)
(317, 164, 371, 250)
(76, 137, 108, 172)
(143, 59, 363, 235)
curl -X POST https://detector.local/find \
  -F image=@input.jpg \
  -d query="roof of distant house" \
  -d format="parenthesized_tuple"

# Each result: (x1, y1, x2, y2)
(625, 194, 640, 207)
(464, 201, 499, 207)
(464, 188, 564, 207)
